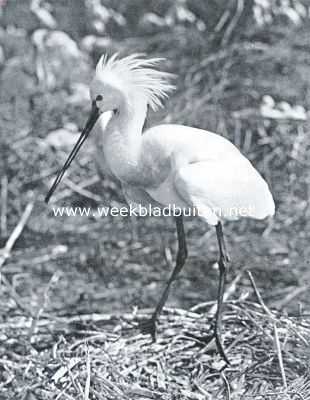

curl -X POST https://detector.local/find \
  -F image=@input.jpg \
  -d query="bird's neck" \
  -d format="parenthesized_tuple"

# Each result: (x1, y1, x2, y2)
(100, 100, 146, 183)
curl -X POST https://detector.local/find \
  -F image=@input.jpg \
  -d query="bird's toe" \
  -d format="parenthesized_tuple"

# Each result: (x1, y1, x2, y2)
(214, 326, 230, 365)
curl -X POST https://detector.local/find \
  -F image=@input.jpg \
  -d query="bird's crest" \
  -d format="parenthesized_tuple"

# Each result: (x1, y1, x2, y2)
(95, 53, 175, 111)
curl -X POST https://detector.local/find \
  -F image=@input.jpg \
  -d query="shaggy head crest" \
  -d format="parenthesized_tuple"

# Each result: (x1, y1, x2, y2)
(95, 53, 175, 111)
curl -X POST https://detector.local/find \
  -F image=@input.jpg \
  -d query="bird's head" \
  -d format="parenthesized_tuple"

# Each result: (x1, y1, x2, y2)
(45, 53, 175, 203)
(89, 77, 123, 116)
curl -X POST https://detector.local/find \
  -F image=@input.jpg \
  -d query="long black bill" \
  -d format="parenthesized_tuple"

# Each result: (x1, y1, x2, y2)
(45, 102, 100, 204)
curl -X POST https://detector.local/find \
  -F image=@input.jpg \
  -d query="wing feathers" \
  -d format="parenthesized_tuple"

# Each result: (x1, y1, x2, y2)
(174, 157, 275, 225)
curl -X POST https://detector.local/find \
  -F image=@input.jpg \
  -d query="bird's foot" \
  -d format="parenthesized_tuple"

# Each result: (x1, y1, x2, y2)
(214, 325, 230, 365)
(186, 327, 230, 365)
(139, 316, 157, 342)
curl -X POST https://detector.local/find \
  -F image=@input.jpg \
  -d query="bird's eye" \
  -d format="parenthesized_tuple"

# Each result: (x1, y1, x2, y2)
(96, 95, 103, 101)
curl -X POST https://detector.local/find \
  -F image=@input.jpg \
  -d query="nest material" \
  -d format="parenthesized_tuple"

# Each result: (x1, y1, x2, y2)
(1, 302, 310, 399)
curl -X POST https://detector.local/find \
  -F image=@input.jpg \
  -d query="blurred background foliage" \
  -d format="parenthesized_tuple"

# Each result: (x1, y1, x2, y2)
(1, 1, 310, 397)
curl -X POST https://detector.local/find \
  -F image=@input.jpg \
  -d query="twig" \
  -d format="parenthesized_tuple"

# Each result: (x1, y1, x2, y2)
(247, 270, 273, 318)
(262, 217, 275, 237)
(0, 175, 8, 237)
(0, 202, 34, 316)
(84, 344, 91, 400)
(51, 175, 100, 203)
(52, 358, 81, 383)
(55, 381, 75, 400)
(221, 371, 231, 400)
(28, 271, 61, 341)
(273, 322, 288, 393)
(67, 368, 84, 398)
(248, 271, 289, 394)
(192, 381, 212, 399)
(214, 10, 231, 32)
(63, 178, 102, 202)
(222, 0, 244, 45)
(0, 202, 34, 270)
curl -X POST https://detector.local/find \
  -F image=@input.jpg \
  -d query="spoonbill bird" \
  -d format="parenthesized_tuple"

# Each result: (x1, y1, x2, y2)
(45, 54, 275, 362)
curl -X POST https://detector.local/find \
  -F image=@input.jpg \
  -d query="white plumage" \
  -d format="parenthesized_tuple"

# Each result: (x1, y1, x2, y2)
(46, 53, 275, 362)
(90, 54, 275, 224)
(139, 124, 274, 225)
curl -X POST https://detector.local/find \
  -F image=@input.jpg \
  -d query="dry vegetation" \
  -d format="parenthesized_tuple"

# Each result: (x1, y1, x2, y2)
(1, 0, 310, 398)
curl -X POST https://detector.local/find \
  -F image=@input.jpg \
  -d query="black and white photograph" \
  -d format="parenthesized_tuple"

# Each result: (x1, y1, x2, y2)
(1, 0, 310, 398)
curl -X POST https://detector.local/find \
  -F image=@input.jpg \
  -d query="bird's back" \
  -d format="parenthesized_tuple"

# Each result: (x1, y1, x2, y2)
(140, 124, 275, 224)
(142, 124, 241, 165)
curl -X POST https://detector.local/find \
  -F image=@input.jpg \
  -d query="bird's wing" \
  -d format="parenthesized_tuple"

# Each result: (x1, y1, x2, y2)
(174, 157, 275, 225)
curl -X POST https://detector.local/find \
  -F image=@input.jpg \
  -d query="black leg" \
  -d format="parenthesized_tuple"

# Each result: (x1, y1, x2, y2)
(140, 215, 188, 340)
(214, 221, 230, 364)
